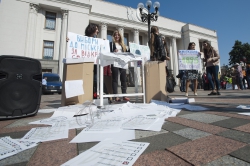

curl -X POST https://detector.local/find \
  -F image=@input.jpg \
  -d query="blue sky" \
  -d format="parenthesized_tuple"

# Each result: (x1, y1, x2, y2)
(105, 0, 250, 66)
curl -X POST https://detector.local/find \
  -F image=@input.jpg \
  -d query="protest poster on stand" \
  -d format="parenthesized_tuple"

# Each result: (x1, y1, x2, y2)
(67, 32, 110, 64)
(129, 42, 150, 67)
(178, 50, 201, 70)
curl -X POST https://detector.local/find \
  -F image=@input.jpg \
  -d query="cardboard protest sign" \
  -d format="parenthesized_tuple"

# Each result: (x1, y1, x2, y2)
(178, 50, 201, 70)
(129, 42, 150, 67)
(67, 32, 110, 63)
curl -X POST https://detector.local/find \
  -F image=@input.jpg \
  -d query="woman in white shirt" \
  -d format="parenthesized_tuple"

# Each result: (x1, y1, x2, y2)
(110, 30, 130, 102)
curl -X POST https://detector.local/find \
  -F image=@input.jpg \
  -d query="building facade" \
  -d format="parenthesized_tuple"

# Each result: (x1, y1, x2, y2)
(0, 0, 220, 84)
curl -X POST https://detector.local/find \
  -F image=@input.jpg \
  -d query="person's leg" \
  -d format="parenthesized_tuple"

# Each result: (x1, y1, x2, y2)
(206, 67, 216, 95)
(247, 76, 250, 89)
(119, 68, 130, 101)
(119, 68, 127, 94)
(193, 79, 198, 95)
(185, 80, 189, 96)
(111, 65, 119, 100)
(212, 65, 220, 94)
(239, 77, 243, 90)
(183, 78, 186, 92)
(242, 77, 246, 89)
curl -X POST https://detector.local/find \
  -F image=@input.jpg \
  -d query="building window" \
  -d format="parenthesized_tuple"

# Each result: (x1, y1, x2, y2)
(124, 33, 129, 46)
(43, 41, 54, 60)
(107, 30, 113, 42)
(45, 11, 56, 30)
(139, 36, 143, 45)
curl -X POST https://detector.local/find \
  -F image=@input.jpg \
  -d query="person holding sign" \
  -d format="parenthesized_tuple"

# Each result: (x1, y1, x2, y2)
(110, 30, 130, 102)
(203, 41, 221, 95)
(184, 42, 201, 96)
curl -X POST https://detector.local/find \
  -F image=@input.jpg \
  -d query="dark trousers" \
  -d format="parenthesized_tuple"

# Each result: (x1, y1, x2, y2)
(206, 65, 220, 91)
(238, 77, 243, 90)
(242, 76, 247, 89)
(111, 65, 127, 94)
(180, 78, 186, 92)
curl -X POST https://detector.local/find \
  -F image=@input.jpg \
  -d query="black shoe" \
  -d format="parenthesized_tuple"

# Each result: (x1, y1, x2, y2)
(208, 92, 217, 95)
(217, 92, 221, 95)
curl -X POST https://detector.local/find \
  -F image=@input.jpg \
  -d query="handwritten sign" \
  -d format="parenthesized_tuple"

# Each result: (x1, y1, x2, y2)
(129, 42, 150, 67)
(67, 32, 110, 63)
(178, 50, 201, 70)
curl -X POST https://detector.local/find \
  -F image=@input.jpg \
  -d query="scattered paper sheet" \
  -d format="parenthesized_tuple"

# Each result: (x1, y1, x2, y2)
(238, 112, 250, 116)
(151, 100, 208, 111)
(0, 137, 28, 160)
(83, 119, 124, 133)
(65, 80, 84, 98)
(20, 126, 68, 143)
(70, 129, 135, 143)
(29, 110, 75, 125)
(122, 116, 163, 131)
(52, 117, 87, 129)
(62, 140, 149, 166)
(237, 105, 250, 109)
(38, 109, 57, 113)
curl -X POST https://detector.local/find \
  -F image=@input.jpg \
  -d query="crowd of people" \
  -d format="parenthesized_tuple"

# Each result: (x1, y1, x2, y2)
(220, 64, 250, 90)
(68, 23, 248, 101)
(68, 24, 172, 103)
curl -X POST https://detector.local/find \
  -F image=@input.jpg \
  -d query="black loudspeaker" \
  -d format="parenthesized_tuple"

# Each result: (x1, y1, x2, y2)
(0, 55, 42, 120)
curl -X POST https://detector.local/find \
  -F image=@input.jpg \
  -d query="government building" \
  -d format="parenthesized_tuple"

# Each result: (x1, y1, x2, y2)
(0, 0, 220, 84)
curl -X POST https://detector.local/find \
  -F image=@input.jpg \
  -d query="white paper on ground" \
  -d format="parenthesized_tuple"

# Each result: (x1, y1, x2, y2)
(38, 109, 57, 113)
(62, 140, 149, 166)
(237, 105, 250, 109)
(187, 98, 195, 103)
(238, 112, 250, 116)
(0, 137, 28, 160)
(20, 126, 69, 143)
(65, 80, 84, 98)
(150, 100, 185, 109)
(83, 119, 124, 133)
(122, 115, 162, 131)
(29, 110, 76, 125)
(70, 129, 135, 143)
(51, 117, 87, 129)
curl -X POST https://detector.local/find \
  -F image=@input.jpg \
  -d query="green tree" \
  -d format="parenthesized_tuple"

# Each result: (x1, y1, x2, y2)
(229, 40, 250, 65)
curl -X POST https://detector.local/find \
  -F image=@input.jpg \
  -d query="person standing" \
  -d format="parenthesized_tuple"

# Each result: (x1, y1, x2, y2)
(235, 63, 243, 90)
(203, 41, 221, 95)
(110, 30, 130, 102)
(242, 66, 247, 89)
(149, 26, 166, 61)
(246, 65, 250, 89)
(184, 42, 200, 96)
(42, 77, 47, 85)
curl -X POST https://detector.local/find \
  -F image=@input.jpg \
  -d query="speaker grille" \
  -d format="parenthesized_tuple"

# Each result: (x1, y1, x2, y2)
(0, 55, 42, 119)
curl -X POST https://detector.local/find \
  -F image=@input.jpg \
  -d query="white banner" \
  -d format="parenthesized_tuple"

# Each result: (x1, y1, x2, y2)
(67, 32, 110, 63)
(178, 50, 201, 70)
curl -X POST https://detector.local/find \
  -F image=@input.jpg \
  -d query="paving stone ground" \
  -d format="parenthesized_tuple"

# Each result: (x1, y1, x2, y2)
(0, 88, 250, 166)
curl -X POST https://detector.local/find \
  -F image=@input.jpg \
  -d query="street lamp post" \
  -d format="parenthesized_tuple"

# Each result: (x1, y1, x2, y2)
(137, 1, 160, 41)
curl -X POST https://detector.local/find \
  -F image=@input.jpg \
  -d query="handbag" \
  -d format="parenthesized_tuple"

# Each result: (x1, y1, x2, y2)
(166, 67, 175, 93)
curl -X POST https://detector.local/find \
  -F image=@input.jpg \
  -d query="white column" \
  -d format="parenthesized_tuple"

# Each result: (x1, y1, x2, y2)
(25, 3, 39, 58)
(117, 26, 124, 38)
(58, 10, 68, 79)
(168, 38, 173, 70)
(133, 28, 139, 44)
(172, 37, 179, 84)
(132, 28, 141, 86)
(100, 22, 108, 39)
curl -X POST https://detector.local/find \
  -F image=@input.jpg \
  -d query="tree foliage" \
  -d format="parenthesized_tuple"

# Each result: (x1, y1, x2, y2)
(228, 40, 250, 65)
